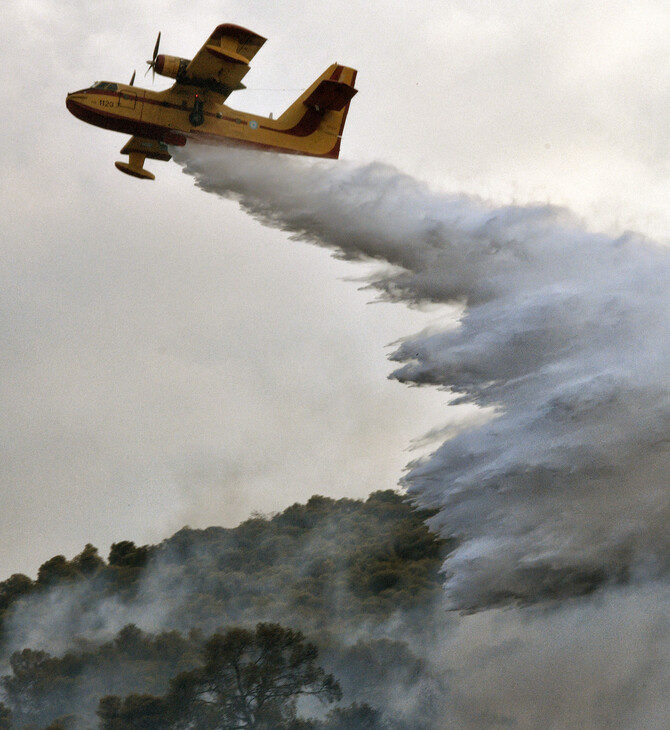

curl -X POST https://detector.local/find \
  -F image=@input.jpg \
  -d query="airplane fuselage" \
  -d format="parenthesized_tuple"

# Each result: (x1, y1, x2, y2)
(66, 76, 350, 159)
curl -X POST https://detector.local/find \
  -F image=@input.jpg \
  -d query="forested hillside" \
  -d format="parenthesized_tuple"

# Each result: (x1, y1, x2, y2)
(0, 491, 453, 729)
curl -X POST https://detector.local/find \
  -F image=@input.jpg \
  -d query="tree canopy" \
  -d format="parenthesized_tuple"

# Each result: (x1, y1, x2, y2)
(98, 623, 342, 730)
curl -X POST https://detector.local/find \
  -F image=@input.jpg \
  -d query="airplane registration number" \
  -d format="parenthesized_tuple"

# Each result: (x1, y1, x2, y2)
(99, 99, 114, 108)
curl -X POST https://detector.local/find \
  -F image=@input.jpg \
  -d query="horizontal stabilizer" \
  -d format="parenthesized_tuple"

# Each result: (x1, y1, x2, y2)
(304, 79, 358, 112)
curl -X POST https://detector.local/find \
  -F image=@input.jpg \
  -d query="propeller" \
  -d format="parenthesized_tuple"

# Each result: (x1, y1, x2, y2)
(145, 31, 161, 81)
(129, 70, 136, 87)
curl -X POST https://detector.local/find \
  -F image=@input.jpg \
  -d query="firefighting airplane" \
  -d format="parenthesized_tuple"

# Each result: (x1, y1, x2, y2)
(66, 24, 358, 180)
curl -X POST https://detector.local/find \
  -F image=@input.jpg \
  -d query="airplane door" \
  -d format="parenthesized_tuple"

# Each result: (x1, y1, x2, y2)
(118, 92, 137, 110)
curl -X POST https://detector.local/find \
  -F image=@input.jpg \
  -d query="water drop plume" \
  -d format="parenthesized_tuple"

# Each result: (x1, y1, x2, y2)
(174, 145, 670, 611)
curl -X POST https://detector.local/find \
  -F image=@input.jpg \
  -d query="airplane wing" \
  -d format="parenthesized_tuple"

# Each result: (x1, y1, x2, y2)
(176, 24, 266, 103)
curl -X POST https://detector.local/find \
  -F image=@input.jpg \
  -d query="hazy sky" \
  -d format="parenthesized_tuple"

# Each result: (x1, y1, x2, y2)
(4, 0, 670, 579)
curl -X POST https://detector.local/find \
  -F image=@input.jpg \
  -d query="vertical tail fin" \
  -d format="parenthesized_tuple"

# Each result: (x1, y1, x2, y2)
(275, 64, 358, 158)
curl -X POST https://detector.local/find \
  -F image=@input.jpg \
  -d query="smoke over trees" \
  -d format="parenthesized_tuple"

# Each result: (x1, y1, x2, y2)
(98, 624, 342, 729)
(0, 492, 449, 728)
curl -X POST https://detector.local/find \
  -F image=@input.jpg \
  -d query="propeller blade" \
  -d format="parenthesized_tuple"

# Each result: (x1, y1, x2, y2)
(129, 70, 136, 86)
(144, 31, 161, 82)
(152, 31, 161, 62)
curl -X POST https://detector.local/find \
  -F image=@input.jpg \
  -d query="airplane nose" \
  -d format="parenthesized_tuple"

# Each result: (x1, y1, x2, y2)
(66, 93, 88, 120)
(66, 92, 84, 106)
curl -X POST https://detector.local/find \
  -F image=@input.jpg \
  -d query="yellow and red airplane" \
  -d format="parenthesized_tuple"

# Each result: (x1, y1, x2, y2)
(66, 24, 358, 180)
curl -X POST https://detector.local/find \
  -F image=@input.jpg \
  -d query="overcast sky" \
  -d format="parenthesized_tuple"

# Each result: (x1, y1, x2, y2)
(4, 0, 670, 579)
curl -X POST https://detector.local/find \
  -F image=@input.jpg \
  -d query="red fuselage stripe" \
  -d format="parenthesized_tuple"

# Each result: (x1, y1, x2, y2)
(66, 97, 338, 157)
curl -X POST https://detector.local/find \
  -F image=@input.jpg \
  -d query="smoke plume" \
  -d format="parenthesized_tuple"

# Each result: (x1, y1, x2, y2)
(174, 145, 670, 612)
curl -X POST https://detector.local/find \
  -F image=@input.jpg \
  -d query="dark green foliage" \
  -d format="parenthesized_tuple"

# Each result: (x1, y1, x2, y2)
(98, 624, 341, 730)
(0, 491, 451, 728)
(0, 491, 448, 641)
(2, 627, 201, 728)
(43, 715, 79, 730)
(2, 648, 85, 727)
(106, 542, 153, 593)
(323, 637, 439, 723)
(37, 556, 79, 587)
(323, 702, 387, 729)
(247, 701, 394, 729)
(107, 542, 150, 570)
(0, 574, 33, 612)
(71, 544, 105, 576)
(151, 490, 450, 634)
(170, 623, 341, 729)
(0, 703, 10, 730)
(114, 624, 156, 660)
(98, 693, 168, 730)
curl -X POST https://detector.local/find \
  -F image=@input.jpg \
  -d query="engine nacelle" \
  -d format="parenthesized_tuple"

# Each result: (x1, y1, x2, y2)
(154, 54, 191, 79)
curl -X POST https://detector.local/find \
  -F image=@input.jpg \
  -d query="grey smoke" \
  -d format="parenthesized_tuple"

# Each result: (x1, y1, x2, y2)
(173, 146, 670, 611)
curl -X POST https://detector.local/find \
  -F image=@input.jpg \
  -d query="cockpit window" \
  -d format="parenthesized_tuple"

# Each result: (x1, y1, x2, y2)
(91, 81, 118, 91)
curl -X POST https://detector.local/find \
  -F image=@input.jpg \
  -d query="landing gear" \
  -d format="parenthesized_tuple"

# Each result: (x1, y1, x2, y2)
(189, 97, 205, 127)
